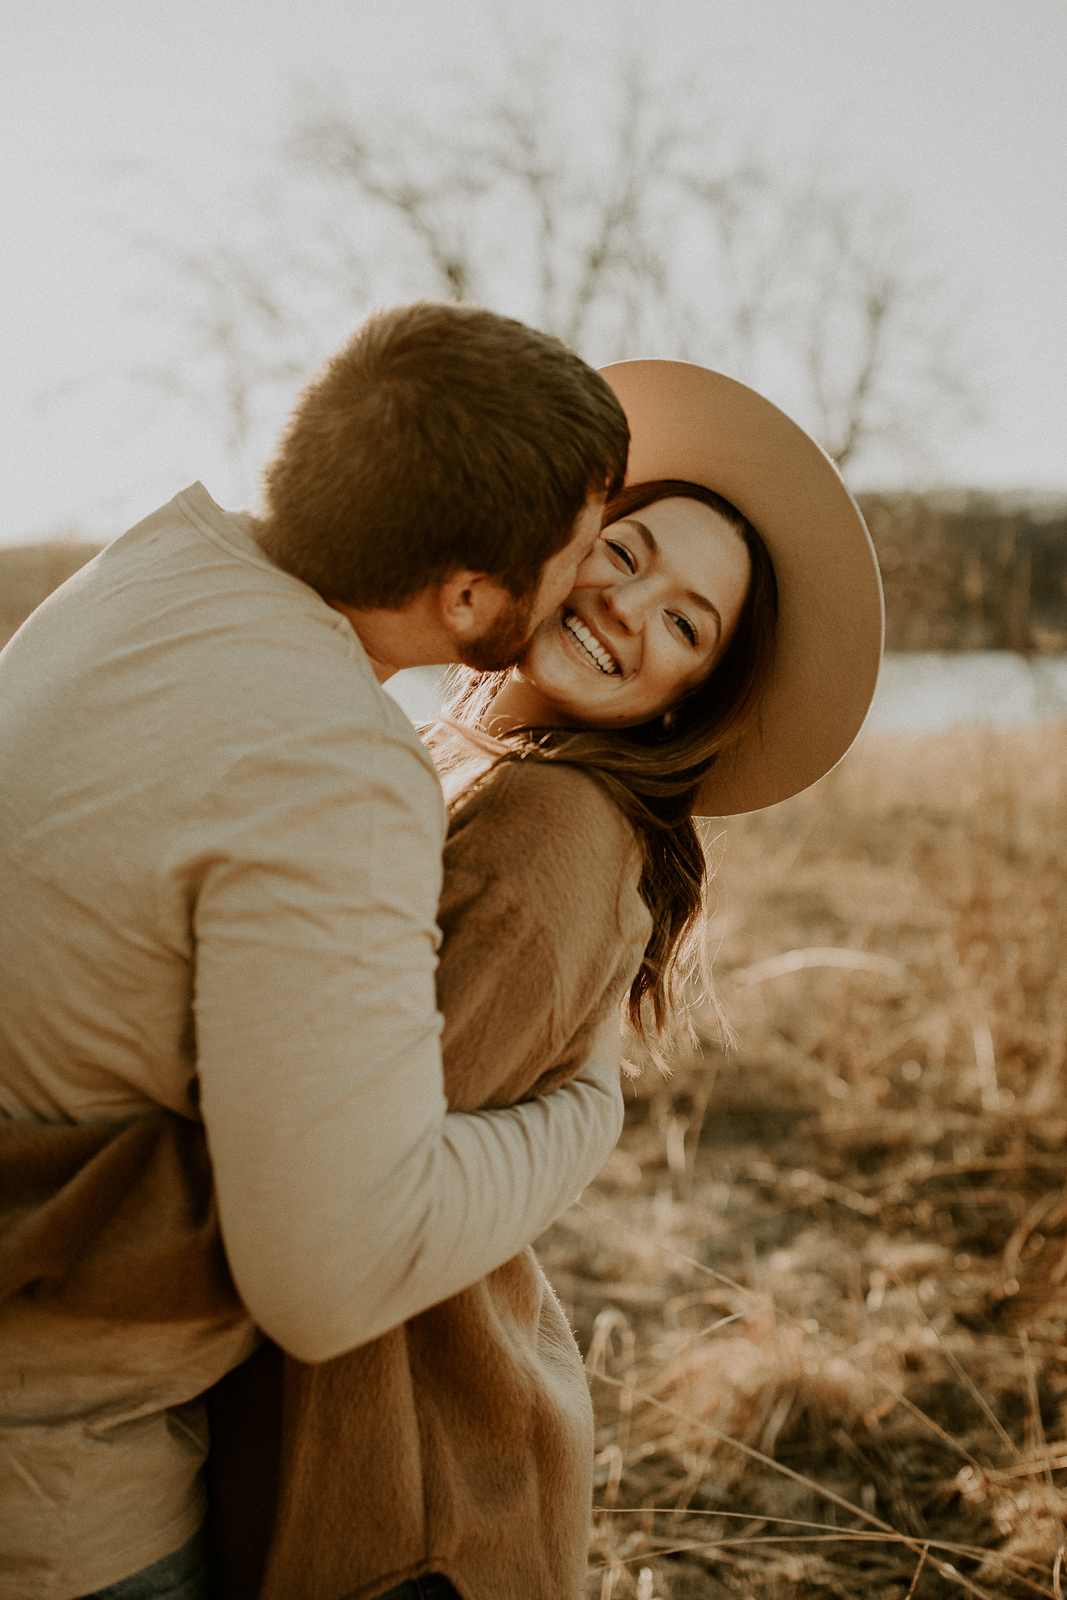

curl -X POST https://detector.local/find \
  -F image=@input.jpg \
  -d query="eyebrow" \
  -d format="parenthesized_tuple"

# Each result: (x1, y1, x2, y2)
(618, 518, 723, 638)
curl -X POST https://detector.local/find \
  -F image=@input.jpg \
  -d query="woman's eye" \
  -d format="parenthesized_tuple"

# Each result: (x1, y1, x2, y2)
(671, 614, 698, 647)
(605, 539, 636, 572)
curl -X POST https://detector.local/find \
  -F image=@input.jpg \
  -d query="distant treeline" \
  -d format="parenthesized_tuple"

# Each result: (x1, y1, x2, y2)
(3, 493, 1067, 654)
(858, 491, 1067, 654)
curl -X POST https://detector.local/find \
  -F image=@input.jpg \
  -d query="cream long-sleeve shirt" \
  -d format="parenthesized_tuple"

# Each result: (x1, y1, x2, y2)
(0, 483, 624, 1600)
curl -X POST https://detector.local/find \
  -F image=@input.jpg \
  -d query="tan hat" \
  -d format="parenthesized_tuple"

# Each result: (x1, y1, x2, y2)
(599, 360, 884, 817)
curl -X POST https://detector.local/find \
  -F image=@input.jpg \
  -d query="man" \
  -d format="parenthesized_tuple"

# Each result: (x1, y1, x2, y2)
(0, 303, 630, 1600)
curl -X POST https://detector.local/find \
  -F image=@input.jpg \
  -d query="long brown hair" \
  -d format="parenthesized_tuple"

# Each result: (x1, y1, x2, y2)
(439, 478, 778, 1037)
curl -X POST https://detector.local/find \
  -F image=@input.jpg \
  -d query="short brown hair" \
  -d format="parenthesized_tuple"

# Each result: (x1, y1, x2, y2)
(259, 302, 630, 607)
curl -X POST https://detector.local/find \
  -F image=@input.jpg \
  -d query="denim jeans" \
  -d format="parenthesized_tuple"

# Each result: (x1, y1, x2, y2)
(77, 1529, 457, 1600)
(78, 1526, 208, 1600)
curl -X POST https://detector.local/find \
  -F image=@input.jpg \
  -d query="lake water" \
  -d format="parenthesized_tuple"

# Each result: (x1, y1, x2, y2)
(385, 653, 1067, 733)
(865, 653, 1067, 732)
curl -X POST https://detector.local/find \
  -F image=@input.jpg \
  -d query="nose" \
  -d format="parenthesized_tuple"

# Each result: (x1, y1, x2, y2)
(600, 582, 641, 635)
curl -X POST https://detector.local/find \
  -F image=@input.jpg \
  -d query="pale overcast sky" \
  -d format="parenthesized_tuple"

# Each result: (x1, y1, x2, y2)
(1, 0, 1064, 542)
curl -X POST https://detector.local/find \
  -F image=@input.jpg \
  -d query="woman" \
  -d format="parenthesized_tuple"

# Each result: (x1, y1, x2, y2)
(222, 361, 883, 1600)
(1, 362, 882, 1600)
(433, 471, 776, 1050)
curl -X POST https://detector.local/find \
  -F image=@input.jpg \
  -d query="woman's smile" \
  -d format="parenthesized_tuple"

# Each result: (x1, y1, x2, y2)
(560, 610, 621, 675)
(485, 495, 752, 732)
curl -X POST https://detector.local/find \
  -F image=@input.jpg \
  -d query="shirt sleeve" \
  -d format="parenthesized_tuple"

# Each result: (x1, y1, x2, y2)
(191, 717, 627, 1363)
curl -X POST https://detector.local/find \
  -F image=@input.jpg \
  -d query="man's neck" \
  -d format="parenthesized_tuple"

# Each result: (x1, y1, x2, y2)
(327, 596, 458, 684)
(246, 515, 476, 682)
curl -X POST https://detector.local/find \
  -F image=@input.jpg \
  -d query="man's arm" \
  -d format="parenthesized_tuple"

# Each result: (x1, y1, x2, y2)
(192, 719, 622, 1363)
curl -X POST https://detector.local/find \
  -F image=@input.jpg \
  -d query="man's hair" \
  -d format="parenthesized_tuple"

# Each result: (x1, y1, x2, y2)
(258, 302, 630, 608)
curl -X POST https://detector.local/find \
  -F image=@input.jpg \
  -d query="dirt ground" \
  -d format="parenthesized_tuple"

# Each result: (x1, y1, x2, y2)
(536, 726, 1067, 1600)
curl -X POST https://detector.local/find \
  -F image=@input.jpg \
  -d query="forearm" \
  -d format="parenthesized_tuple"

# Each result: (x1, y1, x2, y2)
(211, 1030, 622, 1363)
(415, 1036, 624, 1316)
(194, 733, 632, 1365)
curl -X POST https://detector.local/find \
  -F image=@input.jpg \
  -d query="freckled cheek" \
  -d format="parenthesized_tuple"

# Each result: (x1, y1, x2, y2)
(644, 651, 686, 701)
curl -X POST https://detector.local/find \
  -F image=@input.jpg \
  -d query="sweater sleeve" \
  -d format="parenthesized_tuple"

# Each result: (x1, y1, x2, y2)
(436, 759, 652, 1114)
(193, 721, 635, 1364)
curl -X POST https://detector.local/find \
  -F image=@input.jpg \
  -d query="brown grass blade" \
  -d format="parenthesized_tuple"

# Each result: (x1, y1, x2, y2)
(591, 1530, 1049, 1600)
(591, 1368, 899, 1536)
(887, 1266, 1020, 1458)
(904, 1543, 929, 1599)
(1022, 1329, 1057, 1492)
(577, 1202, 991, 1475)
(597, 1509, 1060, 1587)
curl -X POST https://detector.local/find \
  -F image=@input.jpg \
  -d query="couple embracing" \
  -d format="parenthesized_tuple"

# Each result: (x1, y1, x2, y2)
(0, 303, 882, 1600)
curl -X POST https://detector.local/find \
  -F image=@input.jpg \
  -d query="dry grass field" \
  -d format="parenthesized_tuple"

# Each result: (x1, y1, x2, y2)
(538, 726, 1067, 1600)
(7, 542, 1067, 1595)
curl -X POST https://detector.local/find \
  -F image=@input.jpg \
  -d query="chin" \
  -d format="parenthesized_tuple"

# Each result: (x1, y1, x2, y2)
(570, 705, 646, 731)
(520, 612, 662, 729)
(519, 616, 577, 691)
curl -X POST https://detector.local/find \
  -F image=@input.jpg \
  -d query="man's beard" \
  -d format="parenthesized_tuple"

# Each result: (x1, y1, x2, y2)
(457, 592, 538, 672)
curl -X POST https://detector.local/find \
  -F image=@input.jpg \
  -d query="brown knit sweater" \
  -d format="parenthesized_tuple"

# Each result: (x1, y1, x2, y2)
(0, 757, 651, 1600)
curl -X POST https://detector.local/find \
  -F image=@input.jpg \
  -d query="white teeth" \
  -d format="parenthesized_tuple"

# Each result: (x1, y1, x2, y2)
(563, 613, 618, 675)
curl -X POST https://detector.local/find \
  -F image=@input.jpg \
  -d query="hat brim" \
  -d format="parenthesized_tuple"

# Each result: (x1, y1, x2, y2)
(599, 360, 885, 817)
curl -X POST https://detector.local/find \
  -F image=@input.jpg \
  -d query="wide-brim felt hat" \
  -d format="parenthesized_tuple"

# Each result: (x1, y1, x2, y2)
(599, 360, 884, 817)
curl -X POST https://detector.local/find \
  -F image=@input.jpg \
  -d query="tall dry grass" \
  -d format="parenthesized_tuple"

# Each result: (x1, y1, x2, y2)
(8, 542, 1067, 1593)
(537, 726, 1067, 1599)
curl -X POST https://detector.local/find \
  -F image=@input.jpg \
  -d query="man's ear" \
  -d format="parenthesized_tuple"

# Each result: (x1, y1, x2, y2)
(434, 571, 509, 642)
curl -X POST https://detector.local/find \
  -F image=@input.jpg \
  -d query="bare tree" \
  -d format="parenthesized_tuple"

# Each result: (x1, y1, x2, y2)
(117, 171, 350, 478)
(676, 165, 980, 473)
(783, 189, 980, 471)
(124, 52, 980, 485)
(286, 57, 698, 356)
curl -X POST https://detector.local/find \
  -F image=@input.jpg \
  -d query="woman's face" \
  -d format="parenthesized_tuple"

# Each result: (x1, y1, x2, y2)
(512, 497, 752, 729)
